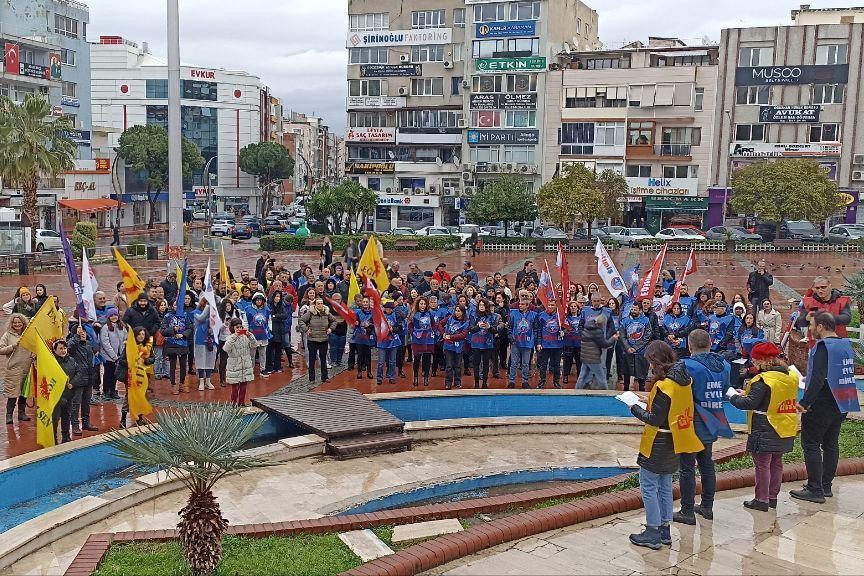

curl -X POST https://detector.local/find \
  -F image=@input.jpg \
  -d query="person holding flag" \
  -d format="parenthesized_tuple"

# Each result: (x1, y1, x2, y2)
(51, 339, 78, 444)
(117, 326, 153, 428)
(353, 296, 376, 380)
(358, 235, 390, 291)
(535, 299, 565, 389)
(1, 314, 34, 424)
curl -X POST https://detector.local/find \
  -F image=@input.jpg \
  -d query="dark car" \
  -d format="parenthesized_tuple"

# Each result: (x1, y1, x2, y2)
(704, 225, 762, 241)
(239, 216, 261, 236)
(755, 220, 824, 242)
(259, 217, 286, 235)
(230, 222, 254, 240)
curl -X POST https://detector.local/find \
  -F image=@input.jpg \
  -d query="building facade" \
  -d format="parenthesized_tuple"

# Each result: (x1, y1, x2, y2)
(90, 35, 264, 225)
(710, 11, 864, 227)
(284, 111, 340, 195)
(547, 37, 719, 231)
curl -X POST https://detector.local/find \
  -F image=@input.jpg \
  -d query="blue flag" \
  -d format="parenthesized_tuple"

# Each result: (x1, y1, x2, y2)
(58, 220, 86, 320)
(175, 259, 188, 315)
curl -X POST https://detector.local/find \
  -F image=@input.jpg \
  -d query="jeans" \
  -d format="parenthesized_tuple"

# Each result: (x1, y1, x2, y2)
(508, 346, 532, 388)
(70, 385, 92, 429)
(679, 442, 716, 512)
(563, 346, 581, 379)
(801, 410, 845, 496)
(307, 340, 329, 382)
(154, 346, 168, 378)
(102, 360, 117, 397)
(168, 354, 188, 386)
(575, 362, 607, 390)
(640, 467, 673, 528)
(537, 347, 563, 387)
(377, 346, 397, 382)
(444, 349, 463, 388)
(265, 340, 282, 372)
(753, 452, 784, 503)
(329, 334, 346, 364)
(472, 347, 493, 386)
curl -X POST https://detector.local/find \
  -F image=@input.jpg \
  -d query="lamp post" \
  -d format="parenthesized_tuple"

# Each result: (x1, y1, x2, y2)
(723, 109, 733, 224)
(166, 0, 183, 251)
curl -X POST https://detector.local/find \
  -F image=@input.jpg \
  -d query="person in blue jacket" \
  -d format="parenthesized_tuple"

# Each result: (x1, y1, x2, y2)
(245, 292, 271, 376)
(663, 302, 693, 359)
(410, 296, 436, 387)
(677, 283, 697, 318)
(707, 301, 736, 357)
(508, 292, 538, 389)
(468, 298, 502, 389)
(619, 301, 656, 391)
(376, 300, 402, 385)
(427, 295, 447, 377)
(535, 300, 565, 389)
(354, 297, 376, 380)
(737, 312, 765, 359)
(562, 300, 582, 385)
(443, 304, 470, 389)
(394, 293, 410, 378)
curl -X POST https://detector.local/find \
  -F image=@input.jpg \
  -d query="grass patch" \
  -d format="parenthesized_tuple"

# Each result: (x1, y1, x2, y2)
(94, 534, 362, 576)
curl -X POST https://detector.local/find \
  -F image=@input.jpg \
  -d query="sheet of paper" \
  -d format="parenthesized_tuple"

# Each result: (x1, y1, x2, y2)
(616, 391, 647, 410)
(731, 358, 748, 365)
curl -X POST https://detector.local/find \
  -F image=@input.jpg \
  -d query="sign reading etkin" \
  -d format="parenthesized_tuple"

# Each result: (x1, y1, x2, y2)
(475, 57, 546, 73)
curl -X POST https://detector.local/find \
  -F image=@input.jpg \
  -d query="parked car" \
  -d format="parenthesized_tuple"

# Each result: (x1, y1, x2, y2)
(213, 212, 235, 221)
(655, 227, 705, 241)
(480, 225, 506, 237)
(448, 224, 482, 245)
(416, 226, 452, 237)
(286, 220, 304, 234)
(530, 227, 568, 239)
(259, 217, 286, 235)
(390, 227, 416, 236)
(191, 209, 208, 221)
(34, 229, 62, 251)
(755, 220, 824, 242)
(704, 225, 762, 241)
(827, 224, 864, 244)
(210, 219, 235, 236)
(230, 223, 254, 240)
(239, 216, 262, 236)
(596, 226, 623, 239)
(606, 227, 654, 247)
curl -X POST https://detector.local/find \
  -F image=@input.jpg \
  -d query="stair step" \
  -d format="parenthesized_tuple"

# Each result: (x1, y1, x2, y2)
(327, 431, 411, 460)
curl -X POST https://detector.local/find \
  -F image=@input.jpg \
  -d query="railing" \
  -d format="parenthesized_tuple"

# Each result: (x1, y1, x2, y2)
(655, 143, 692, 156)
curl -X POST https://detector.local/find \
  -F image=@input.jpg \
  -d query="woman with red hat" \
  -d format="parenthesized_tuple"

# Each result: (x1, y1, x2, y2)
(727, 341, 799, 511)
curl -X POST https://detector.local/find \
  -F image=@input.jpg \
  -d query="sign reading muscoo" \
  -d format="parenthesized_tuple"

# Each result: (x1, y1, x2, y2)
(360, 64, 422, 77)
(735, 64, 848, 86)
(469, 93, 537, 110)
(759, 105, 820, 123)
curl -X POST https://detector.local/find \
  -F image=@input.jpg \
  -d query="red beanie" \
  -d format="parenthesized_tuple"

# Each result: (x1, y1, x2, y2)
(750, 341, 782, 361)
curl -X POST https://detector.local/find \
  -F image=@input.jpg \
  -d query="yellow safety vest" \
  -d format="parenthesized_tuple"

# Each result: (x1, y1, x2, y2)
(639, 378, 704, 458)
(745, 371, 798, 439)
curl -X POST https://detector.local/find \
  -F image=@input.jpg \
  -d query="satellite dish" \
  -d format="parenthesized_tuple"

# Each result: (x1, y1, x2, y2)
(436, 157, 443, 166)
(563, 42, 572, 54)
(388, 151, 395, 160)
(453, 155, 460, 165)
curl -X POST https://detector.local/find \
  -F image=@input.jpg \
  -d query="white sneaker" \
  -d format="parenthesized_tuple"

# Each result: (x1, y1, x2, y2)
(326, 361, 333, 369)
(198, 382, 205, 391)
(205, 378, 215, 390)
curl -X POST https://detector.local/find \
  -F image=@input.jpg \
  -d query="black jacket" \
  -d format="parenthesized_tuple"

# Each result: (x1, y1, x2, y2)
(56, 354, 86, 391)
(747, 270, 773, 300)
(729, 368, 796, 454)
(160, 279, 179, 304)
(123, 303, 161, 338)
(269, 298, 288, 344)
(66, 335, 98, 388)
(631, 361, 691, 474)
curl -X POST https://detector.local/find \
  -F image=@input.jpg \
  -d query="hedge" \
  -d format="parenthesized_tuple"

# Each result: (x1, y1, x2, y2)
(261, 234, 459, 252)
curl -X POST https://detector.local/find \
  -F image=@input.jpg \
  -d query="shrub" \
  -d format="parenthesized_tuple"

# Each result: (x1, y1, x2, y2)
(128, 239, 146, 257)
(71, 221, 97, 257)
(262, 234, 458, 252)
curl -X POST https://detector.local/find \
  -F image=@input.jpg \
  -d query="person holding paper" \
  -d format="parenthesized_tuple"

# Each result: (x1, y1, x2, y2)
(620, 301, 656, 392)
(628, 341, 703, 550)
(728, 342, 798, 511)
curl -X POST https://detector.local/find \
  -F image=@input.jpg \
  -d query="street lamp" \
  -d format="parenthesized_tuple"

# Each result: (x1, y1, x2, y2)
(166, 0, 183, 251)
(723, 109, 733, 224)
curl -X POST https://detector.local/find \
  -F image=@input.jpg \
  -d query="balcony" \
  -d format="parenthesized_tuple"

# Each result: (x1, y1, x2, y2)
(656, 143, 692, 157)
(625, 143, 692, 160)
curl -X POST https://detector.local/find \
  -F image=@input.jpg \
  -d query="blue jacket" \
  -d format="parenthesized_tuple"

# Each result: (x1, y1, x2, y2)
(738, 326, 765, 356)
(353, 308, 376, 346)
(246, 305, 271, 342)
(708, 313, 736, 353)
(376, 311, 402, 349)
(662, 312, 692, 350)
(193, 306, 213, 346)
(508, 308, 538, 349)
(536, 311, 564, 349)
(620, 313, 653, 354)
(684, 353, 734, 443)
(443, 317, 470, 353)
(469, 313, 499, 349)
(579, 306, 614, 338)
(462, 269, 479, 285)
(411, 311, 436, 346)
(678, 295, 696, 318)
(161, 311, 192, 355)
(563, 314, 581, 347)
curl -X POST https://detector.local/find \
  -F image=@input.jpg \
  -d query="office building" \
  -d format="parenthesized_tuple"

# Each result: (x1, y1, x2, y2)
(284, 111, 341, 195)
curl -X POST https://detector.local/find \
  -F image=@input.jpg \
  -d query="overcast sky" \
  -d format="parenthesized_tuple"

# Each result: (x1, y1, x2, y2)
(84, 1, 861, 135)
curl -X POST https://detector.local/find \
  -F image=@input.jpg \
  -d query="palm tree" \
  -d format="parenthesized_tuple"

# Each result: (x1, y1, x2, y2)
(107, 404, 271, 575)
(0, 95, 77, 251)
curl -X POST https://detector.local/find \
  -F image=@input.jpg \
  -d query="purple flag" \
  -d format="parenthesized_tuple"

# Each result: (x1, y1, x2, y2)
(58, 220, 86, 320)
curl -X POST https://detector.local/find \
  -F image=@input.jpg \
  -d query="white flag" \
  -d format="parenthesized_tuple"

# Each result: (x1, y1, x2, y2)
(202, 259, 223, 339)
(595, 239, 627, 298)
(81, 250, 99, 321)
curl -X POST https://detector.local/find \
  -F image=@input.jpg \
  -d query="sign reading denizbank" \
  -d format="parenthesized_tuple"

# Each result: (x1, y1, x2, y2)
(475, 57, 546, 72)
(348, 29, 452, 48)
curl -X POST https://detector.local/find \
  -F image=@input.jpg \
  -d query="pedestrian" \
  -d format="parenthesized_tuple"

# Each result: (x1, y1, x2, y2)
(756, 299, 783, 344)
(161, 302, 192, 395)
(281, 294, 295, 369)
(620, 301, 655, 392)
(2, 287, 38, 318)
(1, 314, 34, 425)
(492, 292, 510, 379)
(443, 304, 470, 390)
(409, 296, 435, 387)
(535, 300, 564, 389)
(67, 323, 100, 435)
(152, 299, 169, 380)
(298, 297, 338, 384)
(747, 260, 773, 315)
(575, 314, 617, 390)
(508, 292, 538, 389)
(110, 220, 121, 247)
(795, 276, 851, 347)
(791, 312, 861, 503)
(327, 293, 348, 368)
(374, 301, 403, 385)
(469, 230, 480, 257)
(266, 291, 287, 373)
(728, 341, 798, 511)
(51, 339, 77, 443)
(223, 318, 257, 407)
(469, 298, 501, 389)
(562, 300, 582, 385)
(675, 329, 734, 524)
(662, 302, 692, 360)
(193, 299, 216, 391)
(626, 341, 703, 550)
(98, 309, 126, 400)
(353, 296, 376, 380)
(320, 235, 333, 271)
(245, 292, 271, 376)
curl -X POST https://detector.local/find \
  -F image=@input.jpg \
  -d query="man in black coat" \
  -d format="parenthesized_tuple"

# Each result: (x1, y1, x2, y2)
(123, 293, 161, 337)
(160, 273, 179, 304)
(746, 259, 773, 314)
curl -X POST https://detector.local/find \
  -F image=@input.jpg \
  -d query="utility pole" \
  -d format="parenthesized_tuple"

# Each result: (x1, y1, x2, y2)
(167, 0, 184, 250)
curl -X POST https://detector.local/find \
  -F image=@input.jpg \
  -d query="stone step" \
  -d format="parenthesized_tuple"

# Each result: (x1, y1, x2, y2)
(327, 431, 411, 460)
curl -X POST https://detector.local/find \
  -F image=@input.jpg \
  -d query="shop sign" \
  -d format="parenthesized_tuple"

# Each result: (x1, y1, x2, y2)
(190, 69, 216, 80)
(20, 62, 51, 80)
(729, 142, 841, 158)
(61, 130, 91, 146)
(345, 127, 396, 143)
(95, 159, 111, 173)
(475, 56, 546, 73)
(469, 93, 537, 109)
(467, 129, 539, 145)
(377, 196, 413, 206)
(759, 105, 820, 123)
(347, 96, 406, 109)
(60, 95, 80, 107)
(644, 196, 709, 210)
(735, 64, 848, 86)
(359, 64, 422, 77)
(346, 162, 395, 175)
(475, 21, 536, 38)
(112, 192, 195, 202)
(51, 106, 64, 117)
(347, 28, 452, 48)
(626, 177, 698, 197)
(73, 181, 96, 192)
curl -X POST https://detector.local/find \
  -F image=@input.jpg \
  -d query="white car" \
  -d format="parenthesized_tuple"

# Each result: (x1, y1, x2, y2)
(192, 209, 208, 221)
(390, 227, 416, 236)
(210, 219, 235, 236)
(654, 227, 705, 241)
(607, 227, 654, 247)
(416, 226, 452, 237)
(34, 229, 62, 251)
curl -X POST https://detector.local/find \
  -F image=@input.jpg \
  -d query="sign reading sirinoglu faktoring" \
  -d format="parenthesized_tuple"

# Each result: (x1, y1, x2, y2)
(735, 64, 848, 86)
(347, 28, 452, 48)
(759, 105, 820, 123)
(475, 56, 546, 73)
(467, 129, 539, 145)
(360, 64, 422, 77)
(475, 21, 536, 38)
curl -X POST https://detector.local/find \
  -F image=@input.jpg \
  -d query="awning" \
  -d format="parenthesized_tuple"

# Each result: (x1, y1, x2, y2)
(652, 50, 710, 58)
(58, 198, 121, 212)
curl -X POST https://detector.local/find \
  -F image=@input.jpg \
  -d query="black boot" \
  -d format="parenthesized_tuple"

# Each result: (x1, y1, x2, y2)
(399, 370, 406, 378)
(17, 397, 30, 421)
(413, 374, 419, 387)
(482, 380, 488, 389)
(423, 376, 429, 387)
(120, 410, 128, 429)
(5, 398, 14, 425)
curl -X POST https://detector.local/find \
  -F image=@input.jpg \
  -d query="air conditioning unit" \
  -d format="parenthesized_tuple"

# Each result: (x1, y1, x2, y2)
(401, 187, 412, 195)
(853, 170, 864, 181)
(457, 118, 467, 128)
(490, 163, 500, 172)
(413, 187, 424, 195)
(385, 187, 395, 194)
(442, 187, 455, 196)
(428, 185, 437, 195)
(398, 86, 408, 96)
(463, 186, 476, 196)
(400, 54, 410, 63)
(854, 154, 864, 165)
(443, 60, 453, 69)
(528, 165, 538, 174)
(505, 163, 515, 172)
(461, 80, 470, 89)
(461, 171, 473, 182)
(519, 164, 530, 173)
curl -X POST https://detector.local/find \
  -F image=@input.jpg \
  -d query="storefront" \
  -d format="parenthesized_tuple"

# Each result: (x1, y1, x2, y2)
(644, 196, 708, 234)
(624, 177, 699, 230)
(58, 198, 122, 231)
(373, 193, 441, 232)
(708, 187, 861, 229)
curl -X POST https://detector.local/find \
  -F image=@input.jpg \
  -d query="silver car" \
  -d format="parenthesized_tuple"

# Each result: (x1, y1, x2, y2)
(827, 224, 864, 244)
(607, 227, 654, 247)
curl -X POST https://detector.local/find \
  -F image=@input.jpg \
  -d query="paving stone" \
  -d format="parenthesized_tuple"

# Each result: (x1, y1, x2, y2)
(392, 519, 464, 543)
(338, 529, 394, 562)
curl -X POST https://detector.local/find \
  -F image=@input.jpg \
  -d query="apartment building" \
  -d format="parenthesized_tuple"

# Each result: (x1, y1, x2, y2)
(546, 37, 719, 231)
(710, 7, 864, 227)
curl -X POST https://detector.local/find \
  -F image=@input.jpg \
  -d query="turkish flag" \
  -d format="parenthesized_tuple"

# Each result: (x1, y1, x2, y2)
(556, 242, 570, 324)
(637, 244, 667, 301)
(537, 262, 556, 309)
(326, 296, 357, 326)
(364, 279, 391, 341)
(5, 43, 19, 75)
(477, 111, 496, 127)
(672, 247, 698, 305)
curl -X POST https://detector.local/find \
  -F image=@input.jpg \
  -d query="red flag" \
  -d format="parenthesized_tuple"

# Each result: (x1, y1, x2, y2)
(556, 242, 570, 324)
(364, 279, 391, 341)
(637, 244, 668, 301)
(5, 43, 19, 75)
(537, 261, 555, 309)
(325, 296, 358, 326)
(672, 248, 698, 305)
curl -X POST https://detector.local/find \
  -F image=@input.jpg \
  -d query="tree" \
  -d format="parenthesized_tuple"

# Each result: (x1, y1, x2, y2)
(596, 168, 627, 224)
(0, 95, 76, 250)
(117, 125, 204, 229)
(305, 181, 377, 234)
(466, 175, 537, 237)
(536, 164, 613, 237)
(730, 159, 841, 239)
(238, 142, 295, 217)
(107, 404, 272, 576)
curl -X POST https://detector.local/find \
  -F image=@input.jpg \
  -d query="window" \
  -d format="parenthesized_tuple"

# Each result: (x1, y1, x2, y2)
(510, 1, 541, 20)
(412, 10, 446, 28)
(471, 110, 501, 128)
(506, 37, 540, 55)
(653, 54, 711, 67)
(662, 127, 700, 146)
(662, 165, 698, 178)
(469, 146, 500, 163)
(507, 73, 537, 92)
(816, 44, 848, 65)
(0, 84, 8, 98)
(411, 45, 445, 63)
(473, 39, 505, 58)
(349, 13, 389, 32)
(560, 123, 594, 155)
(694, 87, 704, 111)
(411, 78, 444, 96)
(182, 80, 217, 101)
(563, 86, 627, 108)
(349, 112, 393, 128)
(452, 77, 462, 95)
(628, 122, 654, 145)
(626, 165, 651, 177)
(400, 110, 462, 128)
(474, 2, 506, 22)
(735, 86, 771, 105)
(738, 47, 773, 67)
(503, 146, 535, 164)
(61, 81, 77, 98)
(735, 124, 765, 141)
(146, 79, 169, 99)
(505, 110, 536, 128)
(453, 8, 465, 27)
(472, 75, 502, 93)
(22, 49, 35, 65)
(61, 48, 76, 66)
(14, 85, 34, 102)
(810, 123, 840, 142)
(54, 14, 79, 38)
(594, 122, 625, 146)
(348, 79, 386, 97)
(813, 84, 843, 104)
(586, 58, 626, 69)
(349, 47, 388, 64)
(453, 44, 464, 62)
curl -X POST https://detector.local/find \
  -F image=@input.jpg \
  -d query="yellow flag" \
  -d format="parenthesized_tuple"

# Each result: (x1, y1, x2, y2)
(114, 248, 146, 300)
(348, 269, 361, 305)
(126, 331, 153, 422)
(219, 243, 230, 287)
(20, 298, 65, 353)
(33, 335, 68, 448)
(358, 235, 389, 290)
